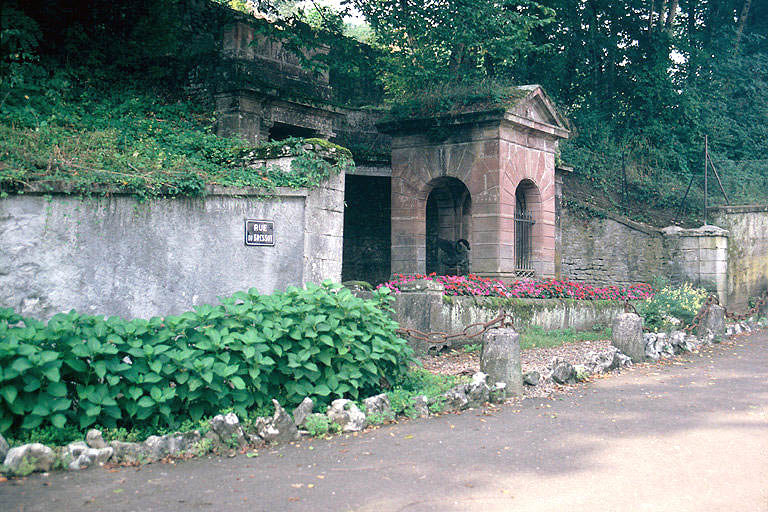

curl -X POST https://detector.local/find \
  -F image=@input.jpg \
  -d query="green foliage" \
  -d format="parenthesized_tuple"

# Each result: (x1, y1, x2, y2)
(519, 326, 612, 350)
(350, 0, 554, 96)
(304, 414, 331, 436)
(385, 80, 526, 127)
(0, 282, 413, 436)
(637, 281, 710, 332)
(0, 4, 353, 200)
(386, 369, 464, 417)
(462, 344, 482, 354)
(192, 438, 214, 457)
(0, 66, 352, 199)
(365, 410, 395, 426)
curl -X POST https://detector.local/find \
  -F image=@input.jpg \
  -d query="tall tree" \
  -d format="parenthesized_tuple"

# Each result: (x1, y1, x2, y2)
(347, 0, 555, 95)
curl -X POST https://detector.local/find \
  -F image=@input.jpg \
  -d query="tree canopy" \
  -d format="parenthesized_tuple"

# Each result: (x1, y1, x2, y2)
(2, 0, 766, 223)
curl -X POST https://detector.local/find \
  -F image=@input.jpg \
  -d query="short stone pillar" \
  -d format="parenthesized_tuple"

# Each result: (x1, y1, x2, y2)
(696, 303, 726, 340)
(611, 313, 645, 362)
(480, 328, 523, 397)
(390, 279, 447, 355)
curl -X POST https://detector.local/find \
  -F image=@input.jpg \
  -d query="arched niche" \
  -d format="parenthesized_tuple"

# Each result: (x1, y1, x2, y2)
(514, 179, 543, 277)
(425, 177, 472, 275)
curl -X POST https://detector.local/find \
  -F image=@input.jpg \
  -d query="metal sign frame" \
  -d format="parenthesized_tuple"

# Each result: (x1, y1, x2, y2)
(244, 219, 275, 246)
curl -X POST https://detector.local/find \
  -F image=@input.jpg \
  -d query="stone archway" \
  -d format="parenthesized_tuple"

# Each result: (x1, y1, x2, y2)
(514, 179, 542, 277)
(384, 85, 569, 279)
(425, 177, 472, 275)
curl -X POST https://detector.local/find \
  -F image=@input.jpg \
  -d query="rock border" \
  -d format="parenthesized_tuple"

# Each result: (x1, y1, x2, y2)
(1, 319, 761, 477)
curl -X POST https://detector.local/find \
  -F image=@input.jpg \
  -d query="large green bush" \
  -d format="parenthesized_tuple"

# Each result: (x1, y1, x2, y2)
(0, 283, 413, 435)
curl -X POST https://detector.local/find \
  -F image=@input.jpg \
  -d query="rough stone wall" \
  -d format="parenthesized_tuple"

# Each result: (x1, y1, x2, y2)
(332, 107, 391, 166)
(561, 206, 729, 302)
(712, 206, 768, 311)
(212, 20, 339, 144)
(560, 209, 667, 287)
(0, 180, 344, 320)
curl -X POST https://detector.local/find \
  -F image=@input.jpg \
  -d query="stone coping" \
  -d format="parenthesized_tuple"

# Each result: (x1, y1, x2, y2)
(10, 183, 311, 199)
(565, 201, 731, 238)
(709, 204, 768, 214)
(661, 224, 729, 237)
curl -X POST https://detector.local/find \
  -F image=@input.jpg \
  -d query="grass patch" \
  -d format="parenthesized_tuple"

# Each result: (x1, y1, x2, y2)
(519, 326, 611, 350)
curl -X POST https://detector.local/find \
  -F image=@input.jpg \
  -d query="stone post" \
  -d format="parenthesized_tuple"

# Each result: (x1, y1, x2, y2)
(480, 328, 523, 397)
(696, 303, 726, 341)
(611, 313, 645, 362)
(390, 279, 447, 355)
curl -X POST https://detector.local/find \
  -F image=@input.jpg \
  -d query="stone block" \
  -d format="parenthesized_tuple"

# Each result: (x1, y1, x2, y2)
(480, 328, 523, 397)
(611, 313, 645, 362)
(696, 303, 725, 340)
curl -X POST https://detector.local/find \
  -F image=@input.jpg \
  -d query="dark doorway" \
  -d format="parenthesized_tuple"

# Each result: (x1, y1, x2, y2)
(268, 122, 317, 141)
(342, 175, 391, 285)
(425, 177, 471, 275)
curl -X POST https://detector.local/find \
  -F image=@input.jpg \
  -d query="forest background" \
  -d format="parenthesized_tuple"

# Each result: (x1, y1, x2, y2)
(2, 0, 766, 225)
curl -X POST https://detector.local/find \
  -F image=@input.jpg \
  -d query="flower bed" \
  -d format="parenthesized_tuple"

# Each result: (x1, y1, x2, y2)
(378, 274, 654, 301)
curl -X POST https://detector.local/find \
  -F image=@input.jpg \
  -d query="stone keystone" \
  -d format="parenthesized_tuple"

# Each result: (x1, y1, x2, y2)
(612, 313, 645, 362)
(480, 327, 523, 397)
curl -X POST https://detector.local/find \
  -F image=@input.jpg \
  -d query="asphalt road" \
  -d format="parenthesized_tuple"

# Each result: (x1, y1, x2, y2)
(2, 332, 767, 512)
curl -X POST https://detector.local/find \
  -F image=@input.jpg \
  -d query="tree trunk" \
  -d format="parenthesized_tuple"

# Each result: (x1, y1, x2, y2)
(649, 0, 657, 31)
(665, 0, 679, 32)
(735, 0, 752, 50)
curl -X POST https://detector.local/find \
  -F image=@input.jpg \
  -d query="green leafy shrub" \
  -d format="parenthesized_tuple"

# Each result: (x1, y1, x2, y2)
(386, 369, 464, 417)
(637, 281, 710, 332)
(0, 282, 413, 436)
(304, 414, 331, 436)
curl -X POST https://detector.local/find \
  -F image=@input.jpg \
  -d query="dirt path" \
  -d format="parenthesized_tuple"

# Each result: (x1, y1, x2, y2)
(2, 333, 767, 512)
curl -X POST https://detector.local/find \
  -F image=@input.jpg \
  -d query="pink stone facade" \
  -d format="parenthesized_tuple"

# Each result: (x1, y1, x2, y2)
(389, 86, 569, 280)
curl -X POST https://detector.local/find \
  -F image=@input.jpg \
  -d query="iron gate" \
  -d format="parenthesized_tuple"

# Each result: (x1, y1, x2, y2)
(515, 192, 535, 277)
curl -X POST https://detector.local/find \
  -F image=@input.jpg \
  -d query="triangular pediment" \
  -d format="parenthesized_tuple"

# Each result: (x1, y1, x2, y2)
(508, 85, 569, 133)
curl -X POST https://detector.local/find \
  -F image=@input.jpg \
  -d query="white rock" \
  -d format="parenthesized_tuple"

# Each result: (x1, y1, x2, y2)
(66, 442, 113, 470)
(363, 394, 393, 417)
(255, 400, 300, 444)
(326, 399, 367, 432)
(292, 397, 315, 428)
(86, 429, 107, 449)
(465, 372, 490, 407)
(209, 413, 247, 448)
(3, 443, 55, 474)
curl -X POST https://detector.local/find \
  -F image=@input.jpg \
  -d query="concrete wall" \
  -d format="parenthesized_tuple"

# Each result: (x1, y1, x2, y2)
(384, 283, 624, 354)
(0, 174, 344, 320)
(711, 206, 768, 311)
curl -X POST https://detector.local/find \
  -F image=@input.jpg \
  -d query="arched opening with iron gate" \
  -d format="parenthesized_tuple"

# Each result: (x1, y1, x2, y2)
(514, 179, 542, 277)
(426, 177, 472, 275)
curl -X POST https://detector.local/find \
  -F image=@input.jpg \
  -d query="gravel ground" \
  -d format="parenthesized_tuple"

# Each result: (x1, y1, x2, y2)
(420, 339, 615, 399)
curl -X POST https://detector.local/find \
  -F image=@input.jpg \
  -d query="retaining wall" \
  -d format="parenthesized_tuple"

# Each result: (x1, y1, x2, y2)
(711, 205, 768, 311)
(0, 173, 344, 320)
(560, 206, 729, 303)
(381, 281, 625, 354)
